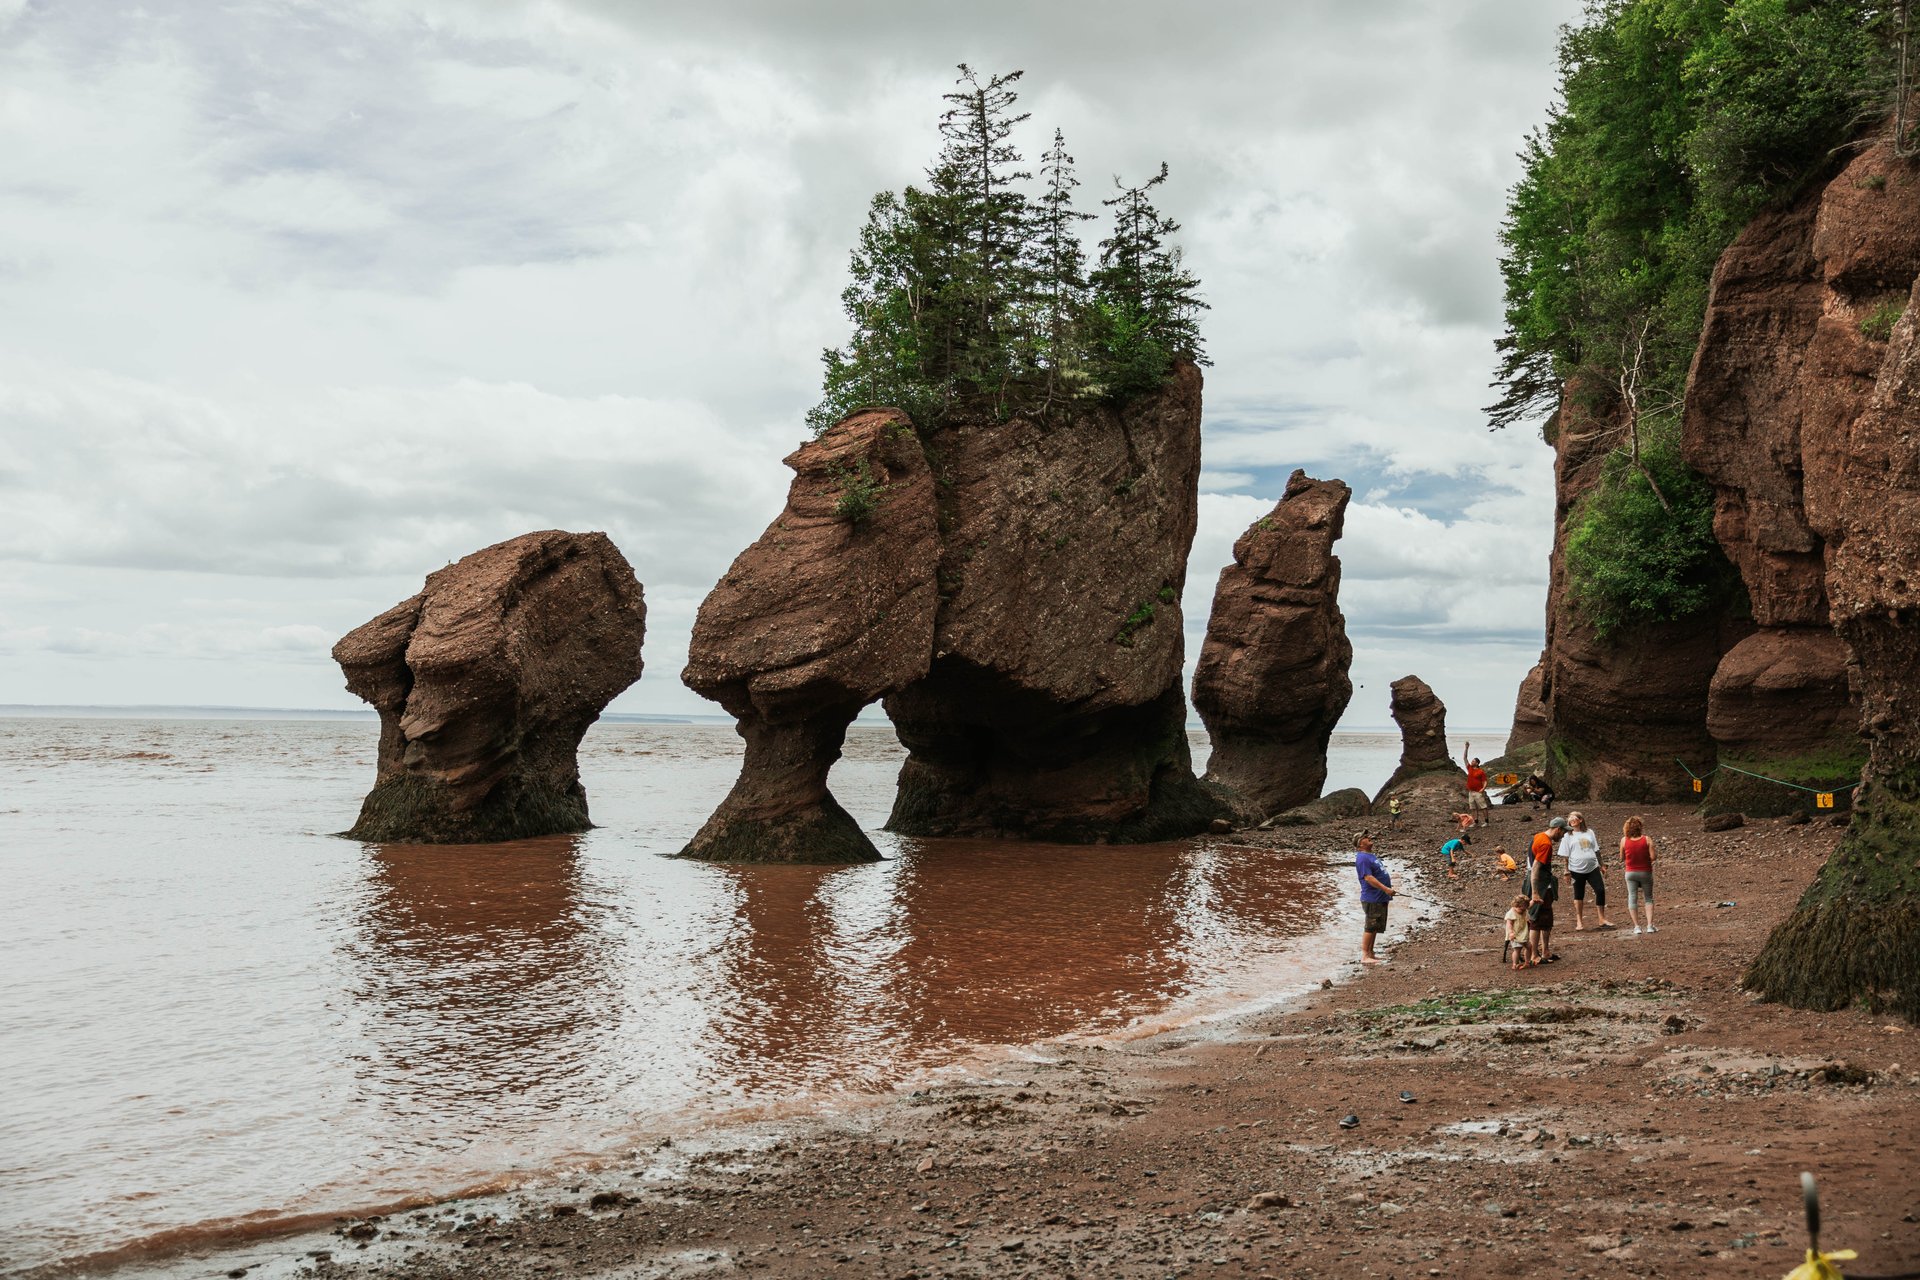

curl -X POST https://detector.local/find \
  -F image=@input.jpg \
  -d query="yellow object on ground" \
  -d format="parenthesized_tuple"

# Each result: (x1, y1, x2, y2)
(1783, 1248, 1856, 1279)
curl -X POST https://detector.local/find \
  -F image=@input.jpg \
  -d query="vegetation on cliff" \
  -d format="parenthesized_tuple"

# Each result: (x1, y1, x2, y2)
(809, 67, 1206, 432)
(1494, 0, 1904, 631)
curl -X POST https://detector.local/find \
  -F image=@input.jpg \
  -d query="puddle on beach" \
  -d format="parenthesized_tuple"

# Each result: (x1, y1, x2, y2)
(0, 717, 1413, 1276)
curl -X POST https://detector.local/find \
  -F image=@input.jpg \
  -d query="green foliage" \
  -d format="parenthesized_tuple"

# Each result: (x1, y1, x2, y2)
(1491, 0, 1895, 431)
(810, 67, 1207, 434)
(1113, 600, 1157, 647)
(1861, 293, 1909, 340)
(1562, 419, 1736, 638)
(831, 458, 887, 526)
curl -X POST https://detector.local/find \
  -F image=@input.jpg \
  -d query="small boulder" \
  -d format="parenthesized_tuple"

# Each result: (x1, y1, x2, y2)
(1704, 812, 1745, 832)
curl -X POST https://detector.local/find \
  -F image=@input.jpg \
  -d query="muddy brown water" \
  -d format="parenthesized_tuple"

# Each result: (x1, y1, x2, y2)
(0, 717, 1438, 1275)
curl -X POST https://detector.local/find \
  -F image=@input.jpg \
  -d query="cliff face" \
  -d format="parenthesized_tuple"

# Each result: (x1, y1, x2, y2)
(680, 410, 939, 862)
(1190, 471, 1353, 816)
(1505, 657, 1548, 753)
(885, 361, 1226, 841)
(1748, 184, 1920, 1019)
(682, 362, 1228, 859)
(1372, 675, 1464, 812)
(334, 530, 646, 843)
(1538, 386, 1727, 802)
(1680, 141, 1920, 811)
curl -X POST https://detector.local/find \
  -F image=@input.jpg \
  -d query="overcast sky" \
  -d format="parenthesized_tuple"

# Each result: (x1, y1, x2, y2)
(0, 0, 1579, 732)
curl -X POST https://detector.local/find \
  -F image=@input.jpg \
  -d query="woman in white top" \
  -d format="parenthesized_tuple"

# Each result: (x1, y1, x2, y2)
(1562, 810, 1615, 931)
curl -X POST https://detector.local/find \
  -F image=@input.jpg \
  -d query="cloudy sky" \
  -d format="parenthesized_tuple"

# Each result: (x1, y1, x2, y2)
(0, 0, 1579, 731)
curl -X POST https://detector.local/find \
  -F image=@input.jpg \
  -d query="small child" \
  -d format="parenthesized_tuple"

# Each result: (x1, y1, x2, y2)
(1388, 796, 1403, 830)
(1440, 836, 1466, 878)
(1494, 845, 1517, 882)
(1503, 895, 1530, 970)
(1451, 811, 1478, 836)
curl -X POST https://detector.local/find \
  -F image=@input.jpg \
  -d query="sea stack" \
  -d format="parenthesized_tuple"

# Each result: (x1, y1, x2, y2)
(333, 530, 646, 843)
(882, 361, 1228, 842)
(1505, 657, 1548, 753)
(1373, 675, 1464, 811)
(1191, 470, 1353, 817)
(680, 410, 939, 862)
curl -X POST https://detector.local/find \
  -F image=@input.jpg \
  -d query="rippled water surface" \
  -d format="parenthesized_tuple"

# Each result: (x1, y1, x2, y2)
(0, 717, 1429, 1275)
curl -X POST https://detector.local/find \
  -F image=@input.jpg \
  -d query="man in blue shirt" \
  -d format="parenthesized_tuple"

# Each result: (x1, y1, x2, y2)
(1355, 833, 1396, 964)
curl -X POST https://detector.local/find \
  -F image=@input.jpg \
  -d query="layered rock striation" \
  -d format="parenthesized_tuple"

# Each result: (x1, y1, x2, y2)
(1749, 238, 1920, 1018)
(1190, 471, 1353, 817)
(682, 362, 1230, 860)
(680, 410, 939, 862)
(334, 530, 646, 843)
(1505, 657, 1548, 753)
(1679, 140, 1919, 812)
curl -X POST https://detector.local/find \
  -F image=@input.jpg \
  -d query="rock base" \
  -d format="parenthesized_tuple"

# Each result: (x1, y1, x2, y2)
(344, 774, 591, 844)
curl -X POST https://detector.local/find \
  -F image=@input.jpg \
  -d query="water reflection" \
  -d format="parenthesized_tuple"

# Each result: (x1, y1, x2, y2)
(343, 836, 621, 1113)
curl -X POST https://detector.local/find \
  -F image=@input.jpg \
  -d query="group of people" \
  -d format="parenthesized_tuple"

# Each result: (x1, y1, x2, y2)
(1352, 751, 1661, 970)
(1496, 810, 1658, 969)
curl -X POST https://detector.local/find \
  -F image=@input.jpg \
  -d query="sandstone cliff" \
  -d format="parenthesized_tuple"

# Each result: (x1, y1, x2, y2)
(1504, 657, 1547, 753)
(334, 530, 646, 843)
(682, 362, 1228, 860)
(680, 411, 938, 862)
(1536, 384, 1728, 802)
(1679, 140, 1920, 813)
(1190, 470, 1353, 817)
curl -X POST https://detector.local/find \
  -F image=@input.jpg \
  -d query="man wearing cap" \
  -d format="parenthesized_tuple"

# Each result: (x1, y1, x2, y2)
(1527, 818, 1565, 963)
(1354, 833, 1396, 965)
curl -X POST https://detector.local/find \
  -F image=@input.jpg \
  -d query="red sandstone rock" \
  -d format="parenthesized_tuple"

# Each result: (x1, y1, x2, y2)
(334, 530, 646, 843)
(1505, 657, 1547, 754)
(1191, 471, 1353, 816)
(884, 362, 1227, 841)
(1706, 629, 1856, 760)
(1372, 676, 1463, 809)
(680, 410, 939, 862)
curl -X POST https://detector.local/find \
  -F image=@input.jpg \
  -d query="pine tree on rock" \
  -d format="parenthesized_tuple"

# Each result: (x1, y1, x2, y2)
(1034, 127, 1096, 409)
(1089, 163, 1209, 399)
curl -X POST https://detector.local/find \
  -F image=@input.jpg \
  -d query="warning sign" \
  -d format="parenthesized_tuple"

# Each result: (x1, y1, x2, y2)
(1816, 792, 1834, 809)
(1692, 778, 1703, 793)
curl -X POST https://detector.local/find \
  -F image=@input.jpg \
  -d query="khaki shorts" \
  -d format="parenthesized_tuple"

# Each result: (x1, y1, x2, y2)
(1468, 790, 1491, 810)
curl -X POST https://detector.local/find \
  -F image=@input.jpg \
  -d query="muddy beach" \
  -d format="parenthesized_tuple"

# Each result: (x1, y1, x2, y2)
(197, 800, 1919, 1280)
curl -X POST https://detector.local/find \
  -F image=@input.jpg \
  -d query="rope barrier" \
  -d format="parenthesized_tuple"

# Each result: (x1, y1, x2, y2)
(1678, 757, 1851, 807)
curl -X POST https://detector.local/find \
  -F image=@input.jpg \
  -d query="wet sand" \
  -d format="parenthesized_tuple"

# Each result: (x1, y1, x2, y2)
(165, 799, 1920, 1279)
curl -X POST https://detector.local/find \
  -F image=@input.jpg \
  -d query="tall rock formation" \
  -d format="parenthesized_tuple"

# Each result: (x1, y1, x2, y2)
(1505, 657, 1548, 753)
(680, 411, 939, 863)
(1680, 140, 1920, 813)
(1190, 470, 1353, 816)
(681, 362, 1229, 860)
(1373, 675, 1464, 811)
(884, 362, 1227, 842)
(1536, 383, 1728, 801)
(1748, 145, 1920, 1020)
(334, 530, 646, 843)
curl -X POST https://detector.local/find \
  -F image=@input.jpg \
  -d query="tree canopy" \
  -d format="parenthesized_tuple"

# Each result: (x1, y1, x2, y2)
(809, 66, 1207, 433)
(1494, 0, 1902, 635)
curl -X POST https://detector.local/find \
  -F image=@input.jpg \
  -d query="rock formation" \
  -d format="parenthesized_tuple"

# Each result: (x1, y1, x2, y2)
(681, 362, 1230, 860)
(1190, 470, 1353, 816)
(1679, 140, 1919, 813)
(884, 362, 1227, 842)
(334, 530, 646, 843)
(1505, 657, 1547, 753)
(1749, 245, 1920, 1019)
(1372, 675, 1464, 811)
(1535, 384, 1728, 801)
(680, 410, 939, 862)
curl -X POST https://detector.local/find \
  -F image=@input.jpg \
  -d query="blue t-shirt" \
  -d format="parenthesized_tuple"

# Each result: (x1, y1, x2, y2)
(1441, 838, 1465, 861)
(1356, 850, 1391, 903)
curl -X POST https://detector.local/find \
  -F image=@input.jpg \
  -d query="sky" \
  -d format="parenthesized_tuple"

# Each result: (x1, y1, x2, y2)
(0, 0, 1580, 732)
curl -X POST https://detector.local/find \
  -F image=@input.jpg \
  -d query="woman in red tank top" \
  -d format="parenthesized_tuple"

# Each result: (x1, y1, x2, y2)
(1620, 816, 1655, 934)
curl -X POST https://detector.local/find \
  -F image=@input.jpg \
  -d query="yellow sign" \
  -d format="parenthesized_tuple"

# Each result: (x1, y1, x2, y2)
(1692, 778, 1703, 793)
(1816, 792, 1834, 809)
(1493, 773, 1520, 786)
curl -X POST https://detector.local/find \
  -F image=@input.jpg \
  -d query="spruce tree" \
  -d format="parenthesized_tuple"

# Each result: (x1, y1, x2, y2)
(1034, 128, 1096, 408)
(1088, 164, 1208, 398)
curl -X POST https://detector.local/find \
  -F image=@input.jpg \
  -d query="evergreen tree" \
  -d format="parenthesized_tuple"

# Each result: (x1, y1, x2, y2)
(1088, 164, 1209, 398)
(1034, 128, 1096, 408)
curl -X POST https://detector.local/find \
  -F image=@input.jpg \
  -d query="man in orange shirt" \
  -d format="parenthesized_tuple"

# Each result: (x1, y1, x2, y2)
(1463, 743, 1493, 827)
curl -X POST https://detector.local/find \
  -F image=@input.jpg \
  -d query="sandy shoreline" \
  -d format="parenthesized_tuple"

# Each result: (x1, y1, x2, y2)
(87, 802, 1920, 1278)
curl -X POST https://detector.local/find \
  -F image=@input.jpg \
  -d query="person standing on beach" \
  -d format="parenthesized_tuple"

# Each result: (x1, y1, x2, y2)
(1354, 834, 1396, 965)
(1562, 810, 1615, 931)
(1620, 816, 1657, 934)
(1464, 747, 1493, 827)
